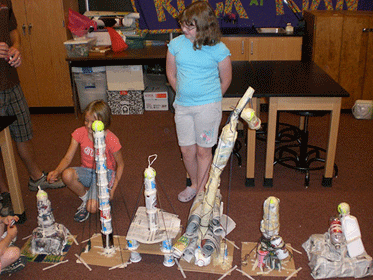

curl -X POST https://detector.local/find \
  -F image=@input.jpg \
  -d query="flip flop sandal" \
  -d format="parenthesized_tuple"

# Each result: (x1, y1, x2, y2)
(178, 187, 197, 202)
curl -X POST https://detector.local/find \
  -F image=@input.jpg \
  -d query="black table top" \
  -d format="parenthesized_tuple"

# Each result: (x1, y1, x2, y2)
(0, 116, 17, 132)
(225, 61, 350, 98)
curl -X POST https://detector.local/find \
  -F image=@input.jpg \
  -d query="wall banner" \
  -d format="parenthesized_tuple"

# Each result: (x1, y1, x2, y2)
(131, 0, 373, 33)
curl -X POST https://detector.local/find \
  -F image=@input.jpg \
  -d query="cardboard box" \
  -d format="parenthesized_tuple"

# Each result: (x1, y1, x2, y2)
(144, 86, 169, 111)
(106, 65, 145, 91)
(144, 99, 168, 111)
(107, 90, 144, 115)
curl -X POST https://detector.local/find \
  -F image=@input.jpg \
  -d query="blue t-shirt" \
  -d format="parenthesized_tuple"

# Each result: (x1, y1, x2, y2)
(168, 35, 231, 106)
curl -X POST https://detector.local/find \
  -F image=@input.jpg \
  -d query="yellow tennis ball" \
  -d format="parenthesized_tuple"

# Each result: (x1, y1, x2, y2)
(338, 202, 350, 215)
(92, 120, 104, 132)
(144, 167, 156, 179)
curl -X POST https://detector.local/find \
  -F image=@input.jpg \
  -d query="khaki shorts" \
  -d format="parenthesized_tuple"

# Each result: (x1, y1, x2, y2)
(174, 101, 222, 148)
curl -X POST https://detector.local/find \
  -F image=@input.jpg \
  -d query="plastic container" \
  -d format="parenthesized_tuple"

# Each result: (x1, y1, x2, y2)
(329, 216, 344, 249)
(72, 66, 107, 112)
(341, 214, 365, 257)
(64, 38, 96, 57)
(285, 23, 294, 34)
(352, 100, 373, 119)
(126, 34, 146, 49)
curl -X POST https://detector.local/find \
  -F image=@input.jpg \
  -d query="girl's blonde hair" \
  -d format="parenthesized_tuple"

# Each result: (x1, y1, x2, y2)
(178, 1, 221, 50)
(84, 99, 111, 129)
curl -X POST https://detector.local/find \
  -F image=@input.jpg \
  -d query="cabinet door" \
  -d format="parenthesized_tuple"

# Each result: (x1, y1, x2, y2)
(361, 17, 373, 101)
(25, 0, 74, 107)
(312, 14, 344, 82)
(339, 15, 371, 108)
(12, 0, 77, 107)
(12, 0, 41, 107)
(221, 37, 248, 61)
(248, 37, 302, 61)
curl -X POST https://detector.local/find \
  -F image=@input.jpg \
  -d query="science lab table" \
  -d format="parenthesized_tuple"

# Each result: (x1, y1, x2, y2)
(224, 61, 350, 187)
(0, 116, 26, 222)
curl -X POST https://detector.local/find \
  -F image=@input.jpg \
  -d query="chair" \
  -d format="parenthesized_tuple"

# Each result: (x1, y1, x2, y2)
(273, 111, 338, 187)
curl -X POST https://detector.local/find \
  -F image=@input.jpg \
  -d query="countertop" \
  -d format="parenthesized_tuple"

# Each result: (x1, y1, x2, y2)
(221, 27, 303, 37)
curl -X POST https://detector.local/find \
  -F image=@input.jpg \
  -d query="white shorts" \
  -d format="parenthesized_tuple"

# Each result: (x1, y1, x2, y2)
(174, 101, 222, 148)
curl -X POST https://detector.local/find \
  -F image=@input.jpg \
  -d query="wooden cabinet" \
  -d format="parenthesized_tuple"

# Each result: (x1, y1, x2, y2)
(12, 0, 78, 107)
(303, 10, 373, 109)
(221, 36, 302, 61)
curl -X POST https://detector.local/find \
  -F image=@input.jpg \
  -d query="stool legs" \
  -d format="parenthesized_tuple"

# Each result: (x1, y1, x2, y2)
(274, 116, 338, 188)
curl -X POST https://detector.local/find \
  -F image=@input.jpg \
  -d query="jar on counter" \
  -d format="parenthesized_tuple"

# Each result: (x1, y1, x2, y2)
(286, 23, 294, 34)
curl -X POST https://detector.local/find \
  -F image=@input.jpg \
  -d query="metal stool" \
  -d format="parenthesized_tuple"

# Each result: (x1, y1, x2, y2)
(274, 111, 338, 187)
(256, 112, 302, 144)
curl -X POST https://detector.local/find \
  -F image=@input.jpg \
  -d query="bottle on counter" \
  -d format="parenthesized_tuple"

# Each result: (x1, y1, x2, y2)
(285, 23, 294, 34)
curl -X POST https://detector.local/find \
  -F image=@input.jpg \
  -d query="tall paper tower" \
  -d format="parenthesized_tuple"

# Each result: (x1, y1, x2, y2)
(92, 120, 114, 252)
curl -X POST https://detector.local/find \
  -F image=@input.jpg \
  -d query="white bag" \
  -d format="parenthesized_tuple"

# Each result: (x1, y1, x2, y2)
(352, 100, 373, 119)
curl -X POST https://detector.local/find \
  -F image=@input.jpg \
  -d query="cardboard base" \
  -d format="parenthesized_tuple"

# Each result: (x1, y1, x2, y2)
(79, 233, 130, 268)
(21, 235, 76, 263)
(178, 241, 235, 275)
(241, 242, 298, 277)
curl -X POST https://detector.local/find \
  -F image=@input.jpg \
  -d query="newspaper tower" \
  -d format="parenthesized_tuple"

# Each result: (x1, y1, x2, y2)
(92, 120, 114, 251)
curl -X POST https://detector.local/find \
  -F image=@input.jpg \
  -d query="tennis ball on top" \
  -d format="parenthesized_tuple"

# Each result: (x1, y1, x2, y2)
(144, 167, 156, 179)
(92, 120, 105, 132)
(338, 202, 350, 216)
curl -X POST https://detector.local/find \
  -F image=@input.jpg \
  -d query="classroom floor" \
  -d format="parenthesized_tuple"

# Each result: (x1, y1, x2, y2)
(4, 109, 373, 280)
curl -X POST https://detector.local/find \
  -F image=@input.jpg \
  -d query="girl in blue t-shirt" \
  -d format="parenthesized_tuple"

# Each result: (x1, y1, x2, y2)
(166, 1, 232, 202)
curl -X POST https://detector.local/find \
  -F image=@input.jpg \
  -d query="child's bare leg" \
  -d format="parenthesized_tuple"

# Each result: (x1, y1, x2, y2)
(86, 199, 98, 214)
(61, 168, 86, 197)
(196, 146, 212, 193)
(181, 144, 198, 191)
(0, 246, 20, 269)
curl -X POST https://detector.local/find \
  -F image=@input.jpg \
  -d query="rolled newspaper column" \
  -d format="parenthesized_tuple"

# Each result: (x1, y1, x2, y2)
(92, 120, 114, 250)
(144, 155, 159, 231)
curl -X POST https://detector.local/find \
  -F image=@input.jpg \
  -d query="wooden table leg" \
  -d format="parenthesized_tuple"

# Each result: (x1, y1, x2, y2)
(0, 127, 25, 218)
(322, 98, 342, 187)
(246, 97, 258, 187)
(264, 97, 278, 187)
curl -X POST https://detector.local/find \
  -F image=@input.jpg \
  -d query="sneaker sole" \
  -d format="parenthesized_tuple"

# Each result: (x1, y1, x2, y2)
(28, 183, 66, 192)
(74, 212, 90, 223)
(0, 256, 27, 275)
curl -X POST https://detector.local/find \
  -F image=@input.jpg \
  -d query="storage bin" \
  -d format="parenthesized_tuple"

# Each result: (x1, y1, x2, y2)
(64, 38, 96, 57)
(107, 90, 144, 115)
(72, 66, 107, 112)
(126, 34, 146, 49)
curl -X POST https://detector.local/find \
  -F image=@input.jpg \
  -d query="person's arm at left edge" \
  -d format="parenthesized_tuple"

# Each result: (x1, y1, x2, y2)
(218, 56, 232, 96)
(8, 29, 22, 68)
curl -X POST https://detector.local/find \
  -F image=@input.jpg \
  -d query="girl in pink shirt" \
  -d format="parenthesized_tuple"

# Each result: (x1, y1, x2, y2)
(48, 100, 124, 222)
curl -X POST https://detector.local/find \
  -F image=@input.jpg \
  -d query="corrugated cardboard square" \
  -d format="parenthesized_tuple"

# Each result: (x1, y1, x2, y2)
(106, 65, 144, 91)
(78, 233, 130, 268)
(178, 241, 235, 275)
(241, 242, 298, 277)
